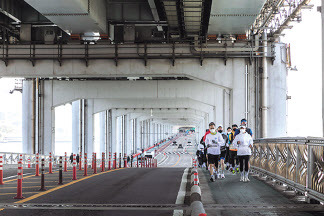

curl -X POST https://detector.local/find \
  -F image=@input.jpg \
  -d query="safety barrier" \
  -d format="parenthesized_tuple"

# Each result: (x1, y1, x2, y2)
(251, 137, 324, 203)
(190, 159, 206, 216)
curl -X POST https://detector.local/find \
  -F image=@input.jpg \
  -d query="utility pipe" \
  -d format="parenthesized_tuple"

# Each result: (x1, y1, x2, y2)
(261, 32, 268, 138)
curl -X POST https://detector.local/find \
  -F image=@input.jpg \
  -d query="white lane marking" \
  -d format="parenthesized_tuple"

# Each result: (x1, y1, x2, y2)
(173, 167, 189, 216)
(3, 172, 33, 180)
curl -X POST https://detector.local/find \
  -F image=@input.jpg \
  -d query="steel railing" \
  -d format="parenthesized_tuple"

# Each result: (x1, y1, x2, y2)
(251, 137, 324, 202)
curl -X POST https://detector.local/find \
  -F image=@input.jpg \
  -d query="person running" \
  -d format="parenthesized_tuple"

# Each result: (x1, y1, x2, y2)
(235, 119, 253, 137)
(217, 125, 228, 179)
(228, 124, 240, 174)
(70, 153, 73, 164)
(205, 122, 225, 182)
(196, 142, 205, 167)
(225, 127, 232, 169)
(201, 129, 210, 170)
(233, 125, 253, 182)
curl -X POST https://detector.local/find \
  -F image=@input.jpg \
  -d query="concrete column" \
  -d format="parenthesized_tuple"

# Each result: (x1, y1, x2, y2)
(135, 118, 141, 152)
(149, 120, 154, 146)
(72, 100, 80, 154)
(99, 111, 106, 156)
(84, 99, 94, 156)
(111, 113, 117, 154)
(43, 80, 55, 155)
(124, 114, 132, 155)
(22, 80, 34, 154)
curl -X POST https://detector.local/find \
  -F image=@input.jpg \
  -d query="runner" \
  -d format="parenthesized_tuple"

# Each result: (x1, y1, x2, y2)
(217, 125, 228, 179)
(233, 125, 253, 182)
(205, 122, 225, 182)
(228, 124, 240, 174)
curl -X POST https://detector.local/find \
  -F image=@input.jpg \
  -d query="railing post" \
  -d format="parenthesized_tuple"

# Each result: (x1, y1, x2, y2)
(307, 143, 314, 201)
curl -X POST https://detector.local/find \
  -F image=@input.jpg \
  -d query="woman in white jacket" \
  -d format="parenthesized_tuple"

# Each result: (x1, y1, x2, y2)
(233, 125, 253, 182)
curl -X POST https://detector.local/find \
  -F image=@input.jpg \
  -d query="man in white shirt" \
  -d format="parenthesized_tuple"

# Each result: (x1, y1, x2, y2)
(205, 122, 225, 182)
(233, 125, 253, 182)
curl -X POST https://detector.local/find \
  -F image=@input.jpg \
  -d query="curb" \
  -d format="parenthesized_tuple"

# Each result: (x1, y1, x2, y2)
(190, 160, 206, 216)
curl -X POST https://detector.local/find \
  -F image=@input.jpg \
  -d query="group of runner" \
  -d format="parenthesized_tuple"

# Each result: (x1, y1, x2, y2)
(196, 118, 253, 182)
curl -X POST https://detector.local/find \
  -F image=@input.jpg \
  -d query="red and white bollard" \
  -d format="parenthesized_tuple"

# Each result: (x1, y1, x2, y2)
(49, 152, 53, 174)
(108, 152, 111, 170)
(84, 153, 87, 176)
(124, 153, 127, 168)
(35, 153, 39, 176)
(92, 153, 94, 169)
(113, 152, 117, 169)
(101, 152, 105, 172)
(79, 152, 82, 171)
(27, 158, 31, 168)
(194, 172, 199, 186)
(64, 152, 67, 172)
(0, 156, 3, 185)
(19, 154, 23, 180)
(93, 153, 97, 174)
(72, 154, 77, 180)
(14, 161, 24, 199)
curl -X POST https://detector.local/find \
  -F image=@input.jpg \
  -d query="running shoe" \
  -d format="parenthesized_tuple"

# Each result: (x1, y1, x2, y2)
(210, 176, 215, 182)
(217, 173, 220, 179)
(221, 174, 225, 179)
(236, 167, 240, 173)
(240, 175, 244, 182)
(232, 170, 236, 174)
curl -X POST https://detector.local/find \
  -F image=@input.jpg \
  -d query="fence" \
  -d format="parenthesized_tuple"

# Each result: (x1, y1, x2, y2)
(251, 137, 324, 202)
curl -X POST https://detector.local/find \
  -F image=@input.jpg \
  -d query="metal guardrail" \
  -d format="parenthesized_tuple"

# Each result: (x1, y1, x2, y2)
(251, 137, 324, 202)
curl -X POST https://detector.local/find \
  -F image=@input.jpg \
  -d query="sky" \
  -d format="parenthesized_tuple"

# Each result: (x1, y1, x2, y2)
(0, 1, 322, 153)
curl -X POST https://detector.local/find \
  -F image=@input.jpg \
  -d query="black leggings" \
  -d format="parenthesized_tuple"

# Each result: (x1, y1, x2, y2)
(229, 151, 239, 168)
(238, 155, 250, 172)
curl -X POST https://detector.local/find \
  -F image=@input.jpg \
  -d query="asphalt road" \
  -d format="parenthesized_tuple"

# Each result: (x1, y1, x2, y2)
(157, 134, 196, 168)
(0, 168, 188, 216)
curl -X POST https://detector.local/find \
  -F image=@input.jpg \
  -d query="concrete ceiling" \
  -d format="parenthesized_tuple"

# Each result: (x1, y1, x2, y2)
(208, 0, 267, 35)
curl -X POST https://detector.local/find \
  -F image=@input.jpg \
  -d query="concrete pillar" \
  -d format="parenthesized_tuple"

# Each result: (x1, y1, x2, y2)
(99, 112, 106, 156)
(111, 112, 117, 154)
(135, 118, 141, 152)
(149, 120, 154, 146)
(22, 80, 34, 154)
(72, 100, 80, 154)
(124, 114, 132, 155)
(43, 80, 55, 155)
(84, 99, 94, 156)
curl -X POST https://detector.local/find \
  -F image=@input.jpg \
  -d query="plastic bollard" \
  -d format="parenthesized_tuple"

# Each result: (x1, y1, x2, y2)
(93, 153, 97, 174)
(58, 156, 63, 185)
(14, 161, 24, 199)
(79, 152, 82, 171)
(39, 159, 46, 191)
(84, 153, 88, 176)
(101, 152, 105, 172)
(64, 152, 67, 172)
(108, 152, 111, 170)
(35, 153, 39, 176)
(49, 152, 53, 174)
(27, 158, 31, 168)
(19, 154, 23, 180)
(72, 154, 77, 180)
(0, 156, 3, 185)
